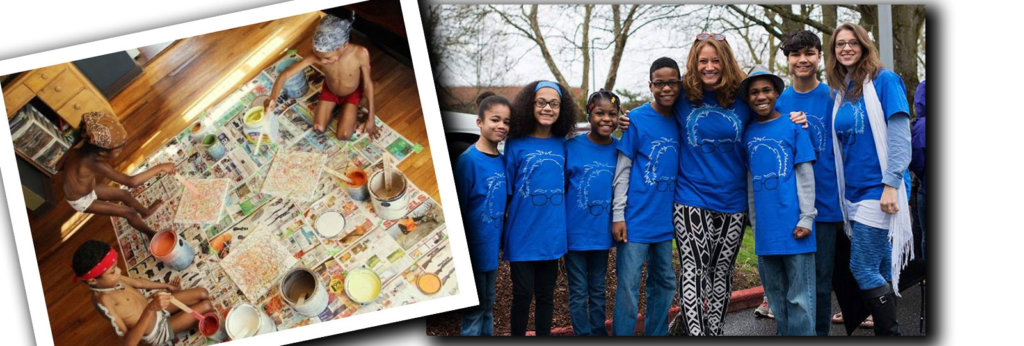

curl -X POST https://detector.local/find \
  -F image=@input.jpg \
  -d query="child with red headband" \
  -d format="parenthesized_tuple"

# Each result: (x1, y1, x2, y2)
(72, 240, 213, 345)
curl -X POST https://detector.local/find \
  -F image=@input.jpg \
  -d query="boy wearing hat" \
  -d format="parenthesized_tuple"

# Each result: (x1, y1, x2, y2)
(266, 12, 379, 140)
(741, 66, 818, 336)
(72, 240, 213, 345)
(61, 111, 175, 237)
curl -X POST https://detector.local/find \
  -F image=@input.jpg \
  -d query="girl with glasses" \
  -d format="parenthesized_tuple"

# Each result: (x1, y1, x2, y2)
(825, 22, 913, 336)
(562, 89, 620, 335)
(503, 80, 578, 336)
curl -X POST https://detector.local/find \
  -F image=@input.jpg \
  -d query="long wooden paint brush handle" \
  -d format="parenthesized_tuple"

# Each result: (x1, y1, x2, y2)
(169, 296, 203, 320)
(323, 167, 353, 184)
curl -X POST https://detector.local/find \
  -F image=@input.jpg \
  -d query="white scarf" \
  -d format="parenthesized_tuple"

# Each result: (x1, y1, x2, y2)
(831, 77, 914, 296)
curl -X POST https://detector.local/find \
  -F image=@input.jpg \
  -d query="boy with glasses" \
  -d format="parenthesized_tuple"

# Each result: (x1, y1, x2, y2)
(609, 57, 680, 336)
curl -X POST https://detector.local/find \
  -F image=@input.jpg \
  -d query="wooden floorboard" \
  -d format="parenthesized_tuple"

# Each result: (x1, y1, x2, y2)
(22, 11, 441, 345)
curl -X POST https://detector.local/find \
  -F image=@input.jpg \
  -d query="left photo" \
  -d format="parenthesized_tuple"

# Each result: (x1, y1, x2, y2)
(0, 0, 471, 345)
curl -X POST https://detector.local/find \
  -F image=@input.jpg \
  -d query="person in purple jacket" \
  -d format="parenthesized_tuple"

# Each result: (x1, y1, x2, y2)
(911, 80, 926, 260)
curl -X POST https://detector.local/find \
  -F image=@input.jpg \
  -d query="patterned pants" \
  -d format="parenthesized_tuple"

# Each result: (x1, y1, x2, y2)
(672, 203, 748, 336)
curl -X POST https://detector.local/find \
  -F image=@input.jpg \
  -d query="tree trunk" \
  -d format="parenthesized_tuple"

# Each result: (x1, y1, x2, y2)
(892, 5, 923, 112)
(603, 4, 639, 93)
(822, 4, 837, 80)
(580, 4, 593, 108)
(526, 5, 571, 89)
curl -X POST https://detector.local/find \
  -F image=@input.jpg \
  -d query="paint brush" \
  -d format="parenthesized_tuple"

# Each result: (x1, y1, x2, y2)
(174, 174, 200, 195)
(169, 296, 204, 321)
(323, 167, 354, 184)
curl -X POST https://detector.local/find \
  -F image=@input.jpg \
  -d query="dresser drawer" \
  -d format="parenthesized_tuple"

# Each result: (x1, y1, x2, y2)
(4, 83, 34, 116)
(36, 70, 85, 111)
(23, 64, 68, 93)
(56, 89, 109, 128)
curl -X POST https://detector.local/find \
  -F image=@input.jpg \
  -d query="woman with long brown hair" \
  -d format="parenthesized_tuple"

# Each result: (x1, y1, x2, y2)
(825, 22, 913, 336)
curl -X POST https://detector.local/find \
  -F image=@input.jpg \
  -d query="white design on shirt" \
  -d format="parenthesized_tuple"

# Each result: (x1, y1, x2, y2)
(686, 104, 742, 148)
(482, 172, 505, 225)
(520, 150, 565, 198)
(576, 161, 614, 211)
(644, 137, 678, 186)
(807, 113, 828, 153)
(746, 136, 791, 180)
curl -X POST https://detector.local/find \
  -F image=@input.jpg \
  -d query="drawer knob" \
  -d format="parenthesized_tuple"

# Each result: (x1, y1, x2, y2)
(73, 103, 82, 110)
(54, 85, 63, 92)
(41, 73, 49, 79)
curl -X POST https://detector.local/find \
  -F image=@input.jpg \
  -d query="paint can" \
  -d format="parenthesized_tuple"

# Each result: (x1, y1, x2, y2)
(275, 56, 309, 99)
(314, 211, 346, 238)
(201, 134, 226, 160)
(344, 268, 382, 304)
(344, 168, 369, 202)
(189, 122, 208, 143)
(242, 106, 279, 145)
(198, 312, 225, 341)
(279, 267, 329, 317)
(368, 169, 408, 220)
(225, 303, 276, 340)
(148, 231, 194, 271)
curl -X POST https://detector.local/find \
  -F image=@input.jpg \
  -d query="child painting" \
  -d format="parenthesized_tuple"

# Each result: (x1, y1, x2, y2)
(60, 111, 175, 238)
(72, 240, 213, 345)
(266, 12, 379, 140)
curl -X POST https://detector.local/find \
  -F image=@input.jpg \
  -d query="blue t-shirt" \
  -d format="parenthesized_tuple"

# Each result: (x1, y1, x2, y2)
(502, 136, 568, 261)
(618, 103, 679, 243)
(776, 83, 843, 222)
(565, 134, 617, 251)
(673, 92, 752, 213)
(454, 145, 507, 272)
(833, 69, 911, 203)
(745, 116, 817, 255)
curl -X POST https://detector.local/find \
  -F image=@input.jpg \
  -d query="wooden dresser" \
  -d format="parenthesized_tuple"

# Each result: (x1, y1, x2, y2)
(4, 62, 113, 128)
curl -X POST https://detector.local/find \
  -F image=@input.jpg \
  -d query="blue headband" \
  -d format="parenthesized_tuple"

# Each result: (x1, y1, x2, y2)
(535, 81, 562, 97)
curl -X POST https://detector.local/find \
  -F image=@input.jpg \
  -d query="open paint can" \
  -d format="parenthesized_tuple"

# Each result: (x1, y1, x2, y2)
(198, 312, 225, 340)
(344, 268, 382, 304)
(242, 106, 279, 145)
(148, 231, 194, 271)
(314, 211, 346, 238)
(225, 303, 276, 339)
(280, 267, 329, 317)
(368, 169, 408, 220)
(201, 134, 226, 160)
(344, 168, 369, 202)
(416, 273, 441, 295)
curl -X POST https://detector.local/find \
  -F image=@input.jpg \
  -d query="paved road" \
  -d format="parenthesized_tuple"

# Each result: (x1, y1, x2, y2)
(723, 282, 927, 336)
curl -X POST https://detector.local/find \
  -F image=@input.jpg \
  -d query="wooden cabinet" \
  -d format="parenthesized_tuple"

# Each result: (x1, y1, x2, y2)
(4, 62, 113, 128)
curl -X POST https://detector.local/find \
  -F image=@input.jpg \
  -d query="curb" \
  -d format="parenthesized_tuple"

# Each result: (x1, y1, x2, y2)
(535, 286, 765, 336)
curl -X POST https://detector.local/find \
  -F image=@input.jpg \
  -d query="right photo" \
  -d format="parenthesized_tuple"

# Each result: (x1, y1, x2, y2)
(424, 3, 927, 336)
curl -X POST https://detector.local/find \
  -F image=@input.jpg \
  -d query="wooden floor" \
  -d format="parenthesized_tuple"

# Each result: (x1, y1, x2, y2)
(25, 12, 439, 345)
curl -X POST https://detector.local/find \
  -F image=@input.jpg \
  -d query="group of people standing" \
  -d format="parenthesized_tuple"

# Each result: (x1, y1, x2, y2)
(453, 22, 920, 336)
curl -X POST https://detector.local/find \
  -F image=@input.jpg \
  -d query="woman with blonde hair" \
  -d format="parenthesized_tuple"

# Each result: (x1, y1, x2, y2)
(825, 22, 913, 336)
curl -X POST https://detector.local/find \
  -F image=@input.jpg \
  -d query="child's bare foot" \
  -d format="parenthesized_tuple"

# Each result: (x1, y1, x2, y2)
(142, 199, 165, 218)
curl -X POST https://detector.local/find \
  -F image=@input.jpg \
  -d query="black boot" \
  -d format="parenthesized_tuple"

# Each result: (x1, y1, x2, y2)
(863, 284, 901, 336)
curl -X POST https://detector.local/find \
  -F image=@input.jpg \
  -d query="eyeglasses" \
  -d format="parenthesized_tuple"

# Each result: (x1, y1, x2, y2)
(696, 33, 727, 42)
(586, 201, 609, 216)
(836, 40, 860, 49)
(752, 176, 779, 192)
(651, 178, 673, 192)
(530, 191, 564, 206)
(650, 80, 680, 89)
(699, 139, 737, 154)
(534, 99, 561, 109)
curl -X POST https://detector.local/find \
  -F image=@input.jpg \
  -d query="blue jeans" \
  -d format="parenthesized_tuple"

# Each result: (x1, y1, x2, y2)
(460, 270, 497, 336)
(814, 222, 841, 336)
(611, 240, 675, 336)
(565, 250, 609, 336)
(850, 221, 892, 290)
(758, 252, 816, 336)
